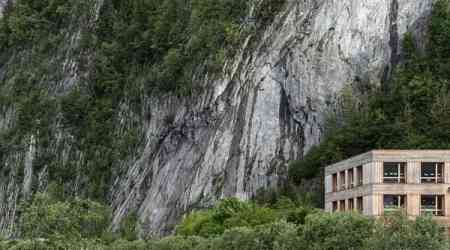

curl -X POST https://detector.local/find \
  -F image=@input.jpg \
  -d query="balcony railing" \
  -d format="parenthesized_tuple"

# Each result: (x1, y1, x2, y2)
(420, 207, 444, 216)
(420, 177, 444, 184)
(383, 176, 406, 184)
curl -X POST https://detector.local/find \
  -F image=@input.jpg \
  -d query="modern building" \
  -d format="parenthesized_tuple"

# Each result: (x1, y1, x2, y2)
(324, 150, 450, 226)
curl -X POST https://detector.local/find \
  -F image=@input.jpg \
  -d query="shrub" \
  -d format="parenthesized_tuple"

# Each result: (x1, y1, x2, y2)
(300, 212, 375, 250)
(365, 214, 449, 250)
(20, 193, 111, 240)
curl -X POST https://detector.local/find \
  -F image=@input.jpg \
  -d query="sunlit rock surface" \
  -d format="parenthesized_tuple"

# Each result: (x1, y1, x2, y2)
(0, 0, 436, 237)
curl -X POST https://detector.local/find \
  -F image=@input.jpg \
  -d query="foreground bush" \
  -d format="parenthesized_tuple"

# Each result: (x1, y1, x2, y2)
(2, 207, 449, 250)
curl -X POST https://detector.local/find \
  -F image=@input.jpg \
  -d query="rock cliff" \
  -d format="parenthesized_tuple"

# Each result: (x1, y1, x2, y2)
(0, 0, 436, 237)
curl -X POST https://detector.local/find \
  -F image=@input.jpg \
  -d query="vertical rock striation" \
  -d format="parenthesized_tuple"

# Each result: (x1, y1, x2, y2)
(109, 0, 435, 235)
(0, 0, 436, 237)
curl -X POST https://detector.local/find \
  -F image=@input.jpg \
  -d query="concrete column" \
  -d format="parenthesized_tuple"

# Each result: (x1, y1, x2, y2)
(337, 171, 342, 191)
(446, 194, 450, 216)
(364, 195, 372, 216)
(325, 175, 332, 193)
(336, 172, 341, 191)
(407, 161, 420, 184)
(363, 163, 371, 185)
(408, 193, 420, 216)
(372, 194, 382, 216)
(373, 161, 383, 184)
(345, 169, 348, 189)
(445, 162, 450, 184)
(325, 202, 332, 212)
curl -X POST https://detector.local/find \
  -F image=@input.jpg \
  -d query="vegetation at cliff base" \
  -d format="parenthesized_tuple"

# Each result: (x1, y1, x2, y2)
(1, 196, 448, 249)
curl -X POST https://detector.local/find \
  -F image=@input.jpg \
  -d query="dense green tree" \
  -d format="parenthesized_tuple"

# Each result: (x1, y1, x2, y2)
(20, 193, 110, 240)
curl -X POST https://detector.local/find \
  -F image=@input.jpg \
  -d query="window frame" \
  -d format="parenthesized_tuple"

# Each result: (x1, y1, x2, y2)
(332, 173, 338, 192)
(348, 169, 354, 188)
(383, 194, 406, 213)
(348, 198, 354, 211)
(356, 166, 363, 186)
(383, 162, 406, 184)
(356, 196, 363, 212)
(420, 162, 444, 184)
(339, 171, 346, 190)
(339, 200, 346, 211)
(332, 201, 338, 212)
(420, 195, 445, 216)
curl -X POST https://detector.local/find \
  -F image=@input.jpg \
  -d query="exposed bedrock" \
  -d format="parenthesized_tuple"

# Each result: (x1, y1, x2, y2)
(109, 0, 435, 236)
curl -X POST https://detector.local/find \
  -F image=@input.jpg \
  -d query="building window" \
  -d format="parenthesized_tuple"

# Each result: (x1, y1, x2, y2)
(421, 162, 444, 184)
(356, 166, 363, 186)
(348, 198, 354, 211)
(339, 200, 345, 211)
(348, 169, 354, 188)
(340, 171, 346, 190)
(383, 162, 406, 184)
(356, 197, 363, 212)
(420, 195, 444, 216)
(332, 201, 338, 212)
(332, 173, 338, 192)
(383, 195, 406, 212)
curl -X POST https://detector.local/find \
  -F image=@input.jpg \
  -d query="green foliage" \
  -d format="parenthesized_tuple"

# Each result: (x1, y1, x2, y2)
(176, 198, 279, 237)
(429, 0, 450, 73)
(20, 193, 111, 240)
(255, 0, 287, 27)
(300, 212, 375, 250)
(0, 0, 73, 50)
(94, 0, 249, 95)
(366, 214, 449, 250)
(3, 198, 450, 250)
(119, 212, 139, 241)
(175, 197, 319, 240)
(0, 0, 287, 202)
(289, 0, 450, 183)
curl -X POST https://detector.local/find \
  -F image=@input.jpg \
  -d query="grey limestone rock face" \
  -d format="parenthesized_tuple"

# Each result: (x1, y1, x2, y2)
(0, 0, 436, 238)
(109, 0, 435, 236)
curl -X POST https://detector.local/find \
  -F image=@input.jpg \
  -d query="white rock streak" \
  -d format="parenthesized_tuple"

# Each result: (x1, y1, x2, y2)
(110, 0, 435, 236)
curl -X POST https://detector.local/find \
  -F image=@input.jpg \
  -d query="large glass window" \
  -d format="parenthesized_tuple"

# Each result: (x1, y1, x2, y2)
(356, 166, 363, 186)
(339, 200, 345, 211)
(332, 201, 338, 212)
(383, 195, 406, 212)
(348, 169, 354, 188)
(340, 171, 346, 190)
(356, 196, 363, 212)
(421, 163, 444, 184)
(332, 173, 338, 192)
(348, 198, 354, 211)
(383, 162, 406, 183)
(420, 195, 444, 216)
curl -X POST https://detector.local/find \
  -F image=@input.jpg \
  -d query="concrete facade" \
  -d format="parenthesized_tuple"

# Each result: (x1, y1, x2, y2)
(325, 150, 450, 225)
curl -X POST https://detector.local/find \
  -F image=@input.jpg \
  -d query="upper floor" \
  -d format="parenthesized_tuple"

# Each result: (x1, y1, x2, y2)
(325, 150, 450, 194)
